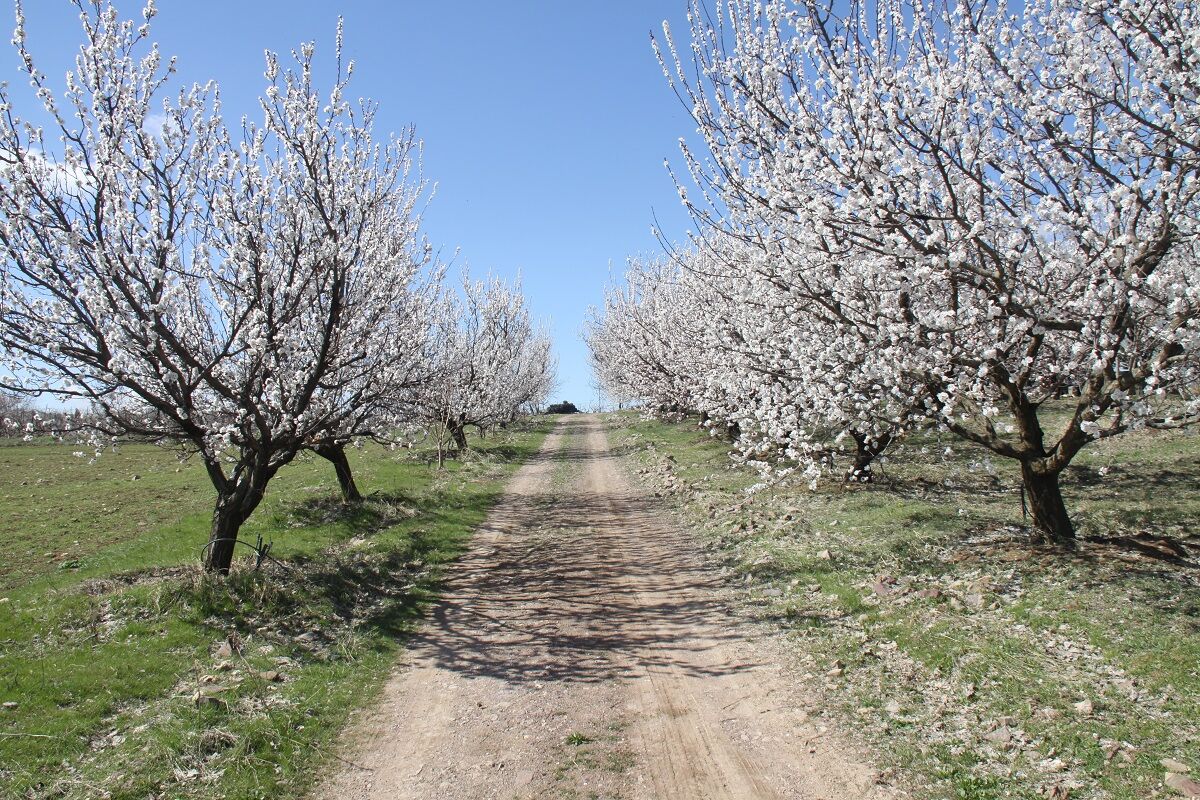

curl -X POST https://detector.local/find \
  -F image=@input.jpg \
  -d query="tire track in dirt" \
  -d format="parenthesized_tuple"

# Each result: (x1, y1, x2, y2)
(316, 415, 899, 800)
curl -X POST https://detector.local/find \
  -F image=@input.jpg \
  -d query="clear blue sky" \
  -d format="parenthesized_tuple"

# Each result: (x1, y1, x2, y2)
(16, 1, 700, 409)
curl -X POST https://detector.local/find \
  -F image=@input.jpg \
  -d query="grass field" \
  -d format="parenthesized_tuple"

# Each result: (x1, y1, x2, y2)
(0, 422, 549, 799)
(609, 412, 1200, 800)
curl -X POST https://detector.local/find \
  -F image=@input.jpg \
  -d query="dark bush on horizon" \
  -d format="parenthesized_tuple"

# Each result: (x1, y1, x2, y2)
(546, 401, 580, 415)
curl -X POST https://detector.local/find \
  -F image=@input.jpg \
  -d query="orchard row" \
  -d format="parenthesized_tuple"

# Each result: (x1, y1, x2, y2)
(588, 0, 1200, 543)
(0, 2, 556, 572)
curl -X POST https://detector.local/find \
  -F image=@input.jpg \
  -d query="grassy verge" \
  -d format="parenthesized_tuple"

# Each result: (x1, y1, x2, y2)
(0, 420, 551, 799)
(607, 412, 1200, 800)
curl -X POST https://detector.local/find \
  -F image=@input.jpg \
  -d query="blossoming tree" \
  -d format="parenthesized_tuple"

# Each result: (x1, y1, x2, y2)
(0, 2, 439, 571)
(419, 274, 556, 464)
(650, 0, 1200, 542)
(587, 238, 915, 481)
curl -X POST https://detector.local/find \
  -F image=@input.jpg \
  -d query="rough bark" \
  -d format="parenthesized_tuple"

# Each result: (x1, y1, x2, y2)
(315, 443, 363, 503)
(205, 496, 249, 574)
(1020, 462, 1075, 545)
(845, 429, 892, 483)
(934, 366, 1086, 549)
(203, 463, 274, 574)
(447, 414, 468, 454)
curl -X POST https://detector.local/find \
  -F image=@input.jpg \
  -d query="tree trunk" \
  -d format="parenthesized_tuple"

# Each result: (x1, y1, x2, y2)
(205, 496, 248, 575)
(203, 473, 274, 574)
(1020, 462, 1075, 545)
(845, 429, 892, 483)
(315, 444, 362, 503)
(447, 416, 468, 454)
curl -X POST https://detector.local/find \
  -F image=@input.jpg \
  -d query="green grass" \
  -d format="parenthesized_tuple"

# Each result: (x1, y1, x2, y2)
(0, 421, 550, 799)
(546, 719, 634, 800)
(607, 411, 1200, 800)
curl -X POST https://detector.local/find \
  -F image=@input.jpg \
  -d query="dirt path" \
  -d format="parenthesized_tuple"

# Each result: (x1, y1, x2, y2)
(317, 415, 896, 800)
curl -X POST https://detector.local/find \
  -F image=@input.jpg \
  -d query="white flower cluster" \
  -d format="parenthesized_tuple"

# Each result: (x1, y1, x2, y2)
(0, 3, 554, 571)
(590, 0, 1200, 543)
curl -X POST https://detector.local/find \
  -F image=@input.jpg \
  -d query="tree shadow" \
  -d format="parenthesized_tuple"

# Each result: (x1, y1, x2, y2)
(181, 480, 512, 658)
(390, 415, 772, 686)
(1081, 532, 1194, 566)
(404, 487, 765, 685)
(284, 492, 420, 533)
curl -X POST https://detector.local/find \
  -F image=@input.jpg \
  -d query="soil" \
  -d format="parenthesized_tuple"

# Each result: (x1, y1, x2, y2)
(316, 415, 899, 799)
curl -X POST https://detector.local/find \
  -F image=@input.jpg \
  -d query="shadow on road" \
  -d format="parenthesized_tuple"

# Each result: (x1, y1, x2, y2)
(407, 416, 756, 686)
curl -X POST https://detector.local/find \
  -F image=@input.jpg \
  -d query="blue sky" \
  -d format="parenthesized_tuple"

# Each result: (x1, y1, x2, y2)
(16, 1, 701, 409)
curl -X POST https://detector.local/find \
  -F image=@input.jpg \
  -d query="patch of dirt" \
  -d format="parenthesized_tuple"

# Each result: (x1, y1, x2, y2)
(79, 565, 196, 596)
(317, 416, 897, 799)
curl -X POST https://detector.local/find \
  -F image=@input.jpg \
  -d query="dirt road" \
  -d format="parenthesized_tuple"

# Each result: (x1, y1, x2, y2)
(317, 415, 894, 800)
